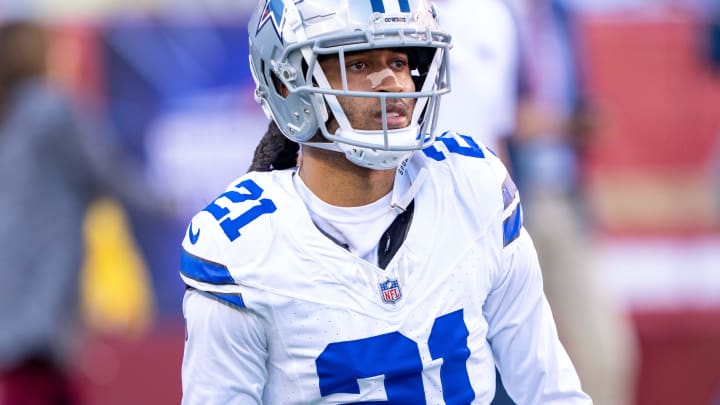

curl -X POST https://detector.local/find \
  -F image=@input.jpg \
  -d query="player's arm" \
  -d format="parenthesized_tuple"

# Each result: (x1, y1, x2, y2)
(181, 288, 267, 404)
(482, 175, 591, 404)
(179, 208, 269, 404)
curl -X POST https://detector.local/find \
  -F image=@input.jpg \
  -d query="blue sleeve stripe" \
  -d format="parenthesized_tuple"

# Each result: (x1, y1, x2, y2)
(501, 175, 518, 210)
(180, 249, 236, 285)
(191, 288, 247, 310)
(503, 204, 523, 247)
(209, 292, 246, 309)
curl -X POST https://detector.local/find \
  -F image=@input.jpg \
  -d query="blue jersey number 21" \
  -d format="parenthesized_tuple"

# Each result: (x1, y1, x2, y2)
(316, 309, 475, 404)
(423, 134, 486, 162)
(204, 179, 276, 241)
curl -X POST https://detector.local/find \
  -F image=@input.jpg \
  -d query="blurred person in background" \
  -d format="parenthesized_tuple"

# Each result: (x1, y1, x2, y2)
(0, 20, 169, 405)
(435, 0, 520, 163)
(701, 0, 720, 72)
(504, 0, 639, 403)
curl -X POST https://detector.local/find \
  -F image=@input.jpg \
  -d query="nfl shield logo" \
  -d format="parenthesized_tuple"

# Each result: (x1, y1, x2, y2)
(379, 279, 402, 304)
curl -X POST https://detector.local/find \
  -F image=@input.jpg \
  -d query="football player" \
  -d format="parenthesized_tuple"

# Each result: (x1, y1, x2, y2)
(179, 0, 591, 403)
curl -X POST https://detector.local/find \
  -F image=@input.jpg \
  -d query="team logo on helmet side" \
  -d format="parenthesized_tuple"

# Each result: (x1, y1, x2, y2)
(379, 279, 402, 304)
(256, 0, 303, 39)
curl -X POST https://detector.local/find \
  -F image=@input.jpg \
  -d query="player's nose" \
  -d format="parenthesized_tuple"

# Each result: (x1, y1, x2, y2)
(370, 68, 406, 92)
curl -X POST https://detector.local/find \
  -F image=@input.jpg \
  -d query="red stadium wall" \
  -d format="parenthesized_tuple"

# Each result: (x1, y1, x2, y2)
(71, 327, 184, 405)
(582, 8, 720, 405)
(634, 310, 720, 405)
(582, 9, 720, 237)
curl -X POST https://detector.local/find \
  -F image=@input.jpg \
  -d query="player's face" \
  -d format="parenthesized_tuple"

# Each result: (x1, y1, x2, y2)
(319, 49, 417, 133)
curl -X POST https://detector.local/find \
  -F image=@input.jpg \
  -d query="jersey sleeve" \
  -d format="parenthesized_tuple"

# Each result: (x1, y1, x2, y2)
(483, 228, 591, 403)
(179, 208, 248, 306)
(179, 174, 277, 403)
(478, 153, 590, 402)
(181, 289, 267, 404)
(179, 172, 279, 308)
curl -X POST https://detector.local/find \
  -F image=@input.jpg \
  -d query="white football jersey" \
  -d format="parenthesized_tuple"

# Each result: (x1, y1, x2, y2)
(180, 132, 591, 404)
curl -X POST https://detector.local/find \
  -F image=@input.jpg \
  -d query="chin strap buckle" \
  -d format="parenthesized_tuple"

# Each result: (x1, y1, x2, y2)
(391, 167, 428, 213)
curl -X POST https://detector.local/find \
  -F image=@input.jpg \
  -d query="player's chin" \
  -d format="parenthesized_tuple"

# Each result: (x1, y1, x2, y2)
(388, 120, 414, 131)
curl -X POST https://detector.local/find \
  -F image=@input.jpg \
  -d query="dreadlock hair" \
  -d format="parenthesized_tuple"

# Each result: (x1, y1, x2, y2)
(247, 120, 300, 172)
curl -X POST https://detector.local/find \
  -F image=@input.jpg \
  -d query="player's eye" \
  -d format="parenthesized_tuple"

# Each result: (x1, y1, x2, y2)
(347, 61, 368, 72)
(390, 58, 408, 70)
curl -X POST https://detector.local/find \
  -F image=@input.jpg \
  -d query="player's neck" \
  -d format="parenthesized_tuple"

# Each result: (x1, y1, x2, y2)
(298, 147, 395, 207)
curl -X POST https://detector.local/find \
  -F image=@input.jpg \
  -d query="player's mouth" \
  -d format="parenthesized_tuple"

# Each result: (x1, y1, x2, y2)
(375, 104, 409, 128)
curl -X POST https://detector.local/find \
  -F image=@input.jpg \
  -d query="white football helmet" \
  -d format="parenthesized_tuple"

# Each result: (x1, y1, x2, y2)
(248, 0, 451, 169)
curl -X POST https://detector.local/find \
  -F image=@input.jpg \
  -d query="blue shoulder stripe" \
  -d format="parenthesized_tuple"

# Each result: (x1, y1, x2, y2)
(180, 249, 235, 285)
(503, 204, 523, 247)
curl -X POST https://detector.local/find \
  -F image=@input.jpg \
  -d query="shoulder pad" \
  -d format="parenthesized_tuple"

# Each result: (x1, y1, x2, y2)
(422, 130, 507, 198)
(180, 171, 290, 290)
(422, 130, 489, 165)
(420, 131, 523, 246)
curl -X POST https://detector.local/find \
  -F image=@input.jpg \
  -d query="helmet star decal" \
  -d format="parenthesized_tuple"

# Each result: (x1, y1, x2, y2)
(256, 0, 303, 39)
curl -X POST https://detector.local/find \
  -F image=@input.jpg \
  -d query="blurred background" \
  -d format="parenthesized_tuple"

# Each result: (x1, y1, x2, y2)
(0, 0, 718, 404)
